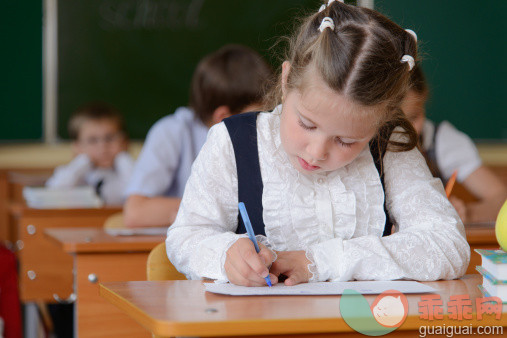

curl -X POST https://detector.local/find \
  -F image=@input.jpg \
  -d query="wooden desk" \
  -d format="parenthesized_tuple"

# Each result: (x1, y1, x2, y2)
(0, 142, 143, 243)
(12, 205, 121, 302)
(100, 275, 506, 338)
(0, 169, 53, 243)
(9, 206, 498, 302)
(46, 227, 164, 338)
(465, 222, 499, 274)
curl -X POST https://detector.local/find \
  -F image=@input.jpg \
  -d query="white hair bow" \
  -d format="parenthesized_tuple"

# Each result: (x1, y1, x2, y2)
(401, 55, 415, 71)
(318, 17, 335, 32)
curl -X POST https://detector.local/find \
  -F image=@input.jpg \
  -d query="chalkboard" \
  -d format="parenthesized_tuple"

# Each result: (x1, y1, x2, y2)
(57, 0, 320, 139)
(1, 2, 42, 141)
(51, 0, 507, 142)
(377, 0, 507, 141)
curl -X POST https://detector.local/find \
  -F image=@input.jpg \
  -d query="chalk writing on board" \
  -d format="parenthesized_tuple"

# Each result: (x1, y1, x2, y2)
(99, 0, 204, 30)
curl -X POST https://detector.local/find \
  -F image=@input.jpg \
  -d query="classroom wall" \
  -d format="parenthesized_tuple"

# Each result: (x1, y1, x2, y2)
(1, 1, 506, 142)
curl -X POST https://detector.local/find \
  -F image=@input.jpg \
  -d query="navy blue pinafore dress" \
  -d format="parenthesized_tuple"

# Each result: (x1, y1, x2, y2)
(223, 112, 394, 237)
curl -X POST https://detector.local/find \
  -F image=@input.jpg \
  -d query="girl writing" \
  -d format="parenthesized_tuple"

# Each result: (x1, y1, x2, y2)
(166, 0, 470, 286)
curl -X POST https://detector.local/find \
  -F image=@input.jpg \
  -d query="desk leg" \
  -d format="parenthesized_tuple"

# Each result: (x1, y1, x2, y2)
(23, 303, 44, 338)
(74, 255, 77, 338)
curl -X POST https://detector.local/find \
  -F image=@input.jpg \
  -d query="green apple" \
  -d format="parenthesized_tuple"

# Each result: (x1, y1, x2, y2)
(495, 200, 507, 251)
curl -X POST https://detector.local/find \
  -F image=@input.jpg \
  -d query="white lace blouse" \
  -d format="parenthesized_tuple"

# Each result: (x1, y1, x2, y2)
(166, 108, 470, 282)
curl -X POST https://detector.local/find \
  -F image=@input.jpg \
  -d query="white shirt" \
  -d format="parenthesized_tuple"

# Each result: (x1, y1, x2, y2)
(45, 151, 134, 205)
(421, 120, 482, 182)
(125, 107, 208, 198)
(166, 109, 470, 282)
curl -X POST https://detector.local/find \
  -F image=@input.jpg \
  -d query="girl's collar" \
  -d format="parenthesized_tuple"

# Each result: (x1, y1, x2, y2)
(272, 104, 283, 151)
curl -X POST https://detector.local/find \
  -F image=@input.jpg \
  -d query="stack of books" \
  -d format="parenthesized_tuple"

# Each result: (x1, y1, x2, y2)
(475, 249, 507, 302)
(23, 186, 103, 209)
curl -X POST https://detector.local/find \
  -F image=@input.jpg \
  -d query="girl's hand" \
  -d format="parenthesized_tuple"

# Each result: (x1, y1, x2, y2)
(449, 196, 468, 223)
(225, 238, 277, 287)
(270, 250, 312, 286)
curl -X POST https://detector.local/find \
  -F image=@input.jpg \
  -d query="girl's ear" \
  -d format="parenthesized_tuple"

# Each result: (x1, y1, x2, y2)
(281, 61, 291, 97)
(210, 105, 232, 126)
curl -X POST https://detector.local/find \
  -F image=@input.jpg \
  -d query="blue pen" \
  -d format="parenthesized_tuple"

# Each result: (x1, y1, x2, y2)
(238, 202, 272, 287)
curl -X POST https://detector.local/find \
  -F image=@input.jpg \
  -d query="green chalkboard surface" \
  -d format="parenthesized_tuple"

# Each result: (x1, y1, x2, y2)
(56, 0, 506, 141)
(58, 0, 320, 139)
(1, 2, 42, 141)
(377, 0, 507, 141)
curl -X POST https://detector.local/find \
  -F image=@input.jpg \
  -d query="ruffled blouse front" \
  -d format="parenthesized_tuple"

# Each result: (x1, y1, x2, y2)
(166, 107, 470, 282)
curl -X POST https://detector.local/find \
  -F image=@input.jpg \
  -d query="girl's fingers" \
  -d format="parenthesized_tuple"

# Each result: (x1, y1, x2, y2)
(270, 250, 311, 285)
(284, 274, 299, 286)
(226, 259, 271, 287)
(258, 244, 276, 265)
(225, 258, 247, 285)
(231, 256, 268, 284)
(284, 270, 306, 286)
(227, 238, 269, 281)
(269, 259, 283, 276)
(268, 273, 279, 285)
(240, 245, 270, 279)
(232, 241, 273, 284)
(269, 254, 295, 276)
(226, 239, 267, 285)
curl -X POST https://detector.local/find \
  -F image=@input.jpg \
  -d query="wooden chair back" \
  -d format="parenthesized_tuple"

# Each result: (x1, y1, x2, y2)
(146, 242, 186, 281)
(103, 212, 125, 229)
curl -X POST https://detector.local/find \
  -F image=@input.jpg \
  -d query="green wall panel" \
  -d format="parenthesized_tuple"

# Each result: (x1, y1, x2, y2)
(377, 0, 507, 141)
(1, 2, 43, 141)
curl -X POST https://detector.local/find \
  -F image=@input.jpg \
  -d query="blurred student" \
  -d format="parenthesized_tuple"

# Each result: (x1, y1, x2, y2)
(46, 102, 134, 205)
(124, 44, 272, 227)
(401, 65, 507, 223)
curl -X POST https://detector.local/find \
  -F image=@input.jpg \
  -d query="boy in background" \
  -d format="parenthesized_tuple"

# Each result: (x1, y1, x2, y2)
(124, 44, 272, 227)
(46, 102, 134, 205)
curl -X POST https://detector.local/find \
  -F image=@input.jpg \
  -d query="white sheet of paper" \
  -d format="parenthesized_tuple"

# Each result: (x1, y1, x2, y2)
(104, 227, 168, 236)
(23, 186, 103, 209)
(205, 281, 436, 296)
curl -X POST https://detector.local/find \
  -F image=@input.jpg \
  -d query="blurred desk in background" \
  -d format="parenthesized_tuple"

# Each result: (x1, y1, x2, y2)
(12, 205, 122, 302)
(0, 142, 142, 243)
(45, 227, 164, 338)
(0, 169, 53, 244)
